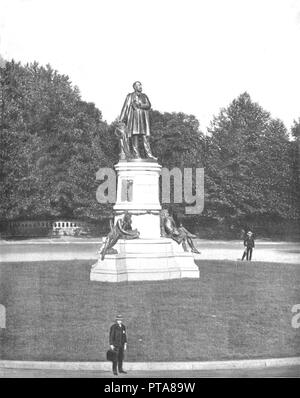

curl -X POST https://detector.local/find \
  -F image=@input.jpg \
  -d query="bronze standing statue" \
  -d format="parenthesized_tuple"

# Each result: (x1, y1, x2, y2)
(119, 81, 156, 160)
(100, 212, 140, 260)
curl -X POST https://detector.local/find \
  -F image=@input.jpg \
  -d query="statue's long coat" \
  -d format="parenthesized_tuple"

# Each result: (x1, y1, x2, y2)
(119, 92, 151, 137)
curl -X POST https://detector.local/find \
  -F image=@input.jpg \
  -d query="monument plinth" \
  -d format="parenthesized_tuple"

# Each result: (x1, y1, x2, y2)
(113, 160, 161, 239)
(90, 238, 199, 282)
(90, 160, 200, 282)
(90, 81, 200, 282)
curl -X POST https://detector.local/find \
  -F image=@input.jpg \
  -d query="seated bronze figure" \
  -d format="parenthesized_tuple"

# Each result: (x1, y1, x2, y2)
(100, 212, 140, 260)
(160, 209, 200, 254)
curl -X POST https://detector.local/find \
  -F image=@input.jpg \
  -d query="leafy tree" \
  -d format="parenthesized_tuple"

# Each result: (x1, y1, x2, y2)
(150, 110, 204, 168)
(150, 110, 205, 217)
(0, 61, 114, 221)
(290, 119, 300, 219)
(204, 93, 295, 226)
(0, 54, 5, 67)
(291, 118, 300, 139)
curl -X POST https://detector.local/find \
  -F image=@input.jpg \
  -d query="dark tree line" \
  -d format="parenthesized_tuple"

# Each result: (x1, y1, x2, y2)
(0, 60, 117, 221)
(205, 94, 298, 218)
(0, 60, 299, 237)
(201, 93, 299, 237)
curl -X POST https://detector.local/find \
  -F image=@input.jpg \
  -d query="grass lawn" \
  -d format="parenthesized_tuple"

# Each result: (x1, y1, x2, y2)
(0, 260, 300, 361)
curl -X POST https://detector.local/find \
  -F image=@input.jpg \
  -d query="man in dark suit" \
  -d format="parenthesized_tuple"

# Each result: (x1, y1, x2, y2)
(242, 231, 255, 261)
(109, 315, 128, 375)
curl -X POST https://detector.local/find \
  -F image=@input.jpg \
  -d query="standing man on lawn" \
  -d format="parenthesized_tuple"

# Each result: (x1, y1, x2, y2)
(242, 231, 255, 261)
(109, 315, 128, 375)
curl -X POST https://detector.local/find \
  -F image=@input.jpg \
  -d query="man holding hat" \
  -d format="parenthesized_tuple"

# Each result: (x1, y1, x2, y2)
(109, 315, 128, 375)
(242, 231, 255, 261)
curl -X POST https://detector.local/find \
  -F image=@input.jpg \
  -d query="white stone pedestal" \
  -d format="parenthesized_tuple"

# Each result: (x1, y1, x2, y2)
(113, 160, 162, 239)
(90, 238, 200, 282)
(90, 160, 200, 282)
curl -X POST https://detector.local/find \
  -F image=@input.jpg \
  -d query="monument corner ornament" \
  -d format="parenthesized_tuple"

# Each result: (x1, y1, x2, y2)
(90, 82, 200, 282)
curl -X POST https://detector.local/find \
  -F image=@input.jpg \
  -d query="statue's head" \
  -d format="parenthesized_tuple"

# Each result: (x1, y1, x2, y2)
(133, 81, 142, 92)
(115, 121, 127, 138)
(117, 121, 126, 129)
(161, 209, 169, 218)
(123, 211, 132, 222)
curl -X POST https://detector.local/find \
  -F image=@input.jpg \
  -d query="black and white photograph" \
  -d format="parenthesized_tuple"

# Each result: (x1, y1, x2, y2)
(0, 0, 300, 382)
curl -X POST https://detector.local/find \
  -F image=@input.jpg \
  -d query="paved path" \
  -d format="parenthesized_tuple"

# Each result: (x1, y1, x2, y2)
(0, 238, 299, 264)
(1, 366, 300, 378)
